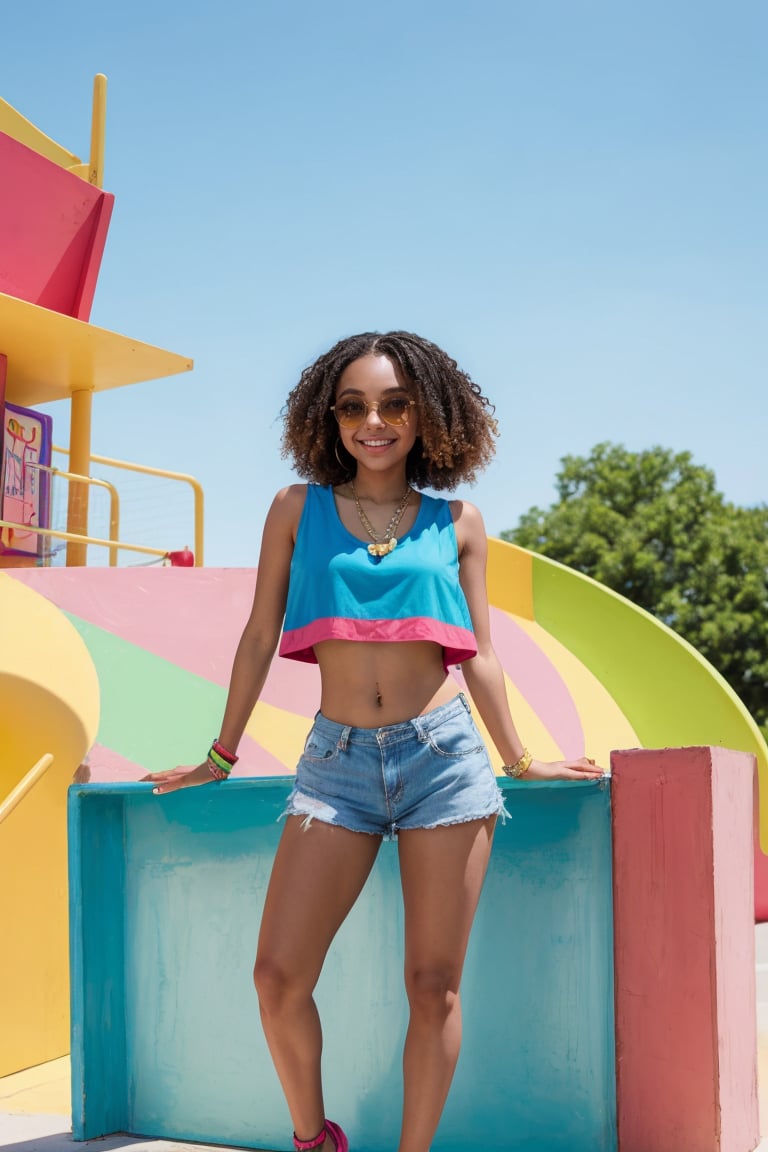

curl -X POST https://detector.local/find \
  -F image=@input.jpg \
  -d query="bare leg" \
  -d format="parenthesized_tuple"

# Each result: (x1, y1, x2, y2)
(397, 818, 496, 1152)
(254, 817, 381, 1148)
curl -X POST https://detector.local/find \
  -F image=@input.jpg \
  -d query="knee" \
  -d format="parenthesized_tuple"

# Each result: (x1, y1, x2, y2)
(253, 953, 299, 1014)
(405, 966, 459, 1021)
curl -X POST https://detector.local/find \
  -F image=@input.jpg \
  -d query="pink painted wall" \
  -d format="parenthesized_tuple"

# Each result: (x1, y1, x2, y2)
(612, 747, 758, 1152)
(712, 749, 760, 1148)
(0, 132, 114, 321)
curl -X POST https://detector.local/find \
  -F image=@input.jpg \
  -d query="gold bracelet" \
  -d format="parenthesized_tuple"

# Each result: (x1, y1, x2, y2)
(502, 748, 532, 778)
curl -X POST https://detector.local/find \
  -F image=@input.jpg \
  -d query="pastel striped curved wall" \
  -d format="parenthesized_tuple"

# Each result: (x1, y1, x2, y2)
(6, 543, 766, 860)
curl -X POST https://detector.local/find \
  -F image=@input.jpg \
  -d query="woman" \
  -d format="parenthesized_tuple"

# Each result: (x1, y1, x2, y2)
(144, 331, 602, 1152)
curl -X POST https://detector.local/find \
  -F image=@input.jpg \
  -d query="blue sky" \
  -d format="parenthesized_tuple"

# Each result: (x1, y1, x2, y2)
(4, 0, 766, 565)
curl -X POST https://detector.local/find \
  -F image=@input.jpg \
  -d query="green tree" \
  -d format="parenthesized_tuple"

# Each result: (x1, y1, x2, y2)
(502, 443, 768, 738)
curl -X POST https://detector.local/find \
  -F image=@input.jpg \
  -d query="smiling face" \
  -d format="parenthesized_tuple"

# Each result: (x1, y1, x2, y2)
(334, 354, 419, 479)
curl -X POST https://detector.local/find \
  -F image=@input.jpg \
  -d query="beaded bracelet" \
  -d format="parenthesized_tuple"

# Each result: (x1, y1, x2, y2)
(212, 739, 238, 765)
(207, 745, 234, 777)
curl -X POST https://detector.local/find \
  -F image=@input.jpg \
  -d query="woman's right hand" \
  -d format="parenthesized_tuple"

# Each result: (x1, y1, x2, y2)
(141, 762, 215, 795)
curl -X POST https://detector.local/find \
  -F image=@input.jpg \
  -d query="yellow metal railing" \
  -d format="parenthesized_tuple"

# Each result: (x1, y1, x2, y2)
(0, 754, 54, 825)
(0, 450, 203, 566)
(38, 464, 120, 566)
(0, 73, 106, 184)
(1, 465, 121, 565)
(53, 446, 204, 566)
(0, 519, 170, 565)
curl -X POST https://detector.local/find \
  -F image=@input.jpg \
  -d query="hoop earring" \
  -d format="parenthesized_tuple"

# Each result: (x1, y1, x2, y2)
(334, 438, 353, 474)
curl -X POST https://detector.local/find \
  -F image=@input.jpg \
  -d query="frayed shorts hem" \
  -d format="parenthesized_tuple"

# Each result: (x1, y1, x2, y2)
(280, 794, 508, 842)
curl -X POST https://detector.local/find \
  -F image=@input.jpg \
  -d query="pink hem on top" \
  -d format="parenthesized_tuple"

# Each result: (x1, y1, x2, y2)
(279, 616, 477, 667)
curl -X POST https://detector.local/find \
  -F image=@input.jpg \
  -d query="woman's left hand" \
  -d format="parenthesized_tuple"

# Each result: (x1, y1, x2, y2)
(524, 757, 605, 781)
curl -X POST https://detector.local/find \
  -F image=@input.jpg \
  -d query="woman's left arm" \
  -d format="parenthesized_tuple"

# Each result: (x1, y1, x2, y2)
(453, 500, 603, 782)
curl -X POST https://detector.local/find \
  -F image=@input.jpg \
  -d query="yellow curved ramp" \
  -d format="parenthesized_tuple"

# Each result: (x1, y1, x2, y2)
(486, 539, 768, 840)
(0, 573, 99, 1076)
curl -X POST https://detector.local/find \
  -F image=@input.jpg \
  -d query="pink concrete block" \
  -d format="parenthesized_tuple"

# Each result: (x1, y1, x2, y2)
(612, 746, 758, 1152)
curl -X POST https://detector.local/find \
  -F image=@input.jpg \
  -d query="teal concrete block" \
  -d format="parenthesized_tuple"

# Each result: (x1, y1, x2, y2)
(68, 778, 615, 1151)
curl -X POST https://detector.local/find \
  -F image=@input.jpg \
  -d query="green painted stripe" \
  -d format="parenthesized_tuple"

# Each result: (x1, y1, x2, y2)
(64, 613, 226, 773)
(531, 553, 767, 772)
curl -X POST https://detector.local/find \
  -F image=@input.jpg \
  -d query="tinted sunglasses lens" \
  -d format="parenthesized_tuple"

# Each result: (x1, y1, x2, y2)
(381, 398, 411, 426)
(334, 402, 366, 428)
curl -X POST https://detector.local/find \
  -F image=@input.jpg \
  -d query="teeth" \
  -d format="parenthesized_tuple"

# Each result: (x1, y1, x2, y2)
(361, 439, 392, 446)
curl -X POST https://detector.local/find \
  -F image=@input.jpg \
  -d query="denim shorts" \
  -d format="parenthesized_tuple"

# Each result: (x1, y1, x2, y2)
(282, 693, 507, 840)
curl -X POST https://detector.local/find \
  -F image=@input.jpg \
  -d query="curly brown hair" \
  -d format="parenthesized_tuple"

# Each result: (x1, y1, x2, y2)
(281, 331, 498, 490)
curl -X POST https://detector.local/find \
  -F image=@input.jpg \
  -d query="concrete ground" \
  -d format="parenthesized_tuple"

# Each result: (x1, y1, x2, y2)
(3, 924, 768, 1151)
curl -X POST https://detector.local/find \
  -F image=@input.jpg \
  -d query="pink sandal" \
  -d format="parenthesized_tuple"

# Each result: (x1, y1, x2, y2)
(293, 1119, 349, 1152)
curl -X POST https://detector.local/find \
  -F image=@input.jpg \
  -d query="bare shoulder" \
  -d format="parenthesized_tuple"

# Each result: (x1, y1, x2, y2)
(449, 498, 487, 554)
(449, 498, 485, 527)
(266, 484, 308, 535)
(272, 483, 308, 509)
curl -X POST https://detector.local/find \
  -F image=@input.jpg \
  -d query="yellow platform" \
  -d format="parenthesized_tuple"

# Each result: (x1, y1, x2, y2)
(0, 291, 192, 407)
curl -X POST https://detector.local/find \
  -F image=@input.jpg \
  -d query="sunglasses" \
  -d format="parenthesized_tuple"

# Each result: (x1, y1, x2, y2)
(331, 395, 416, 430)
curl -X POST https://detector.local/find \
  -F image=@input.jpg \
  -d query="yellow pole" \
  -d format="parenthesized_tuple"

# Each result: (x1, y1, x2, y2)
(0, 755, 54, 825)
(65, 389, 93, 566)
(89, 74, 107, 188)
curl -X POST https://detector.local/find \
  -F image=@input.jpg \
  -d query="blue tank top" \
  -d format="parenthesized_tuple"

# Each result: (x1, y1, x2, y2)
(279, 484, 477, 667)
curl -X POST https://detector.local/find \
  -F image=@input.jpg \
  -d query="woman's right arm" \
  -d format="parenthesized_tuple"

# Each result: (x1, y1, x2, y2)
(142, 485, 304, 793)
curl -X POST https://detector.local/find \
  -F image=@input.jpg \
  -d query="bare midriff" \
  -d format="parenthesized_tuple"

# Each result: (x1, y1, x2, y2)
(313, 639, 459, 728)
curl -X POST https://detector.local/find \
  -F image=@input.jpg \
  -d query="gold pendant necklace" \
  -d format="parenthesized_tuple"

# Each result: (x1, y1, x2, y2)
(351, 483, 412, 556)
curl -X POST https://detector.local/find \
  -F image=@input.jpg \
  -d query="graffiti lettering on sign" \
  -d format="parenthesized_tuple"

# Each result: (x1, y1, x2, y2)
(1, 404, 52, 556)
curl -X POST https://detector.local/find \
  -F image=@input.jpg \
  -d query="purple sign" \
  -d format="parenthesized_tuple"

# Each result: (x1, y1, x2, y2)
(1, 402, 53, 557)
